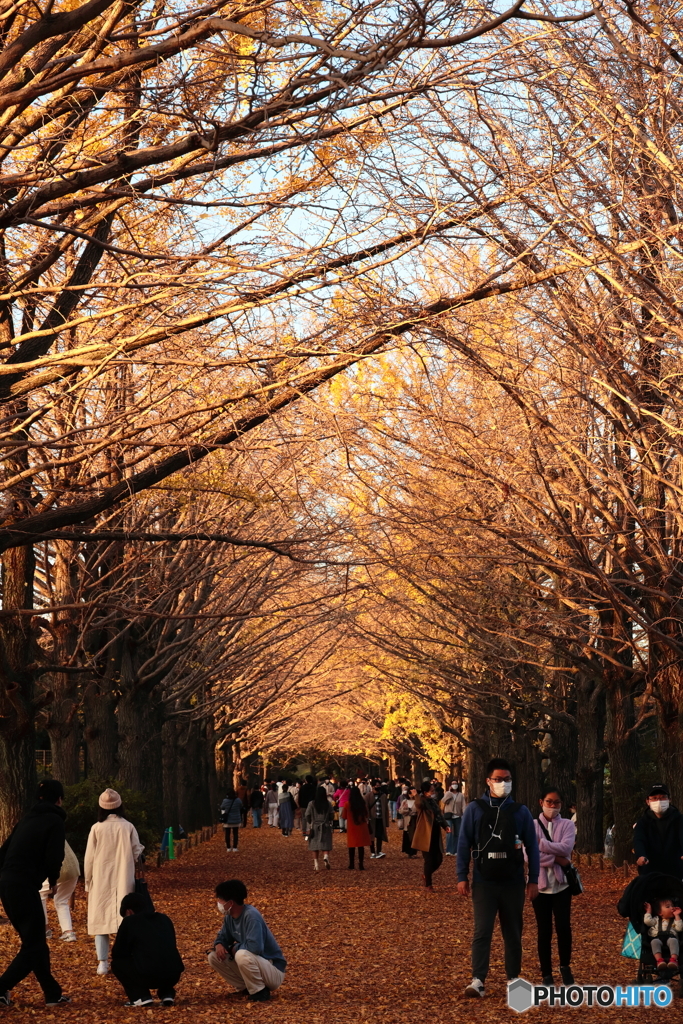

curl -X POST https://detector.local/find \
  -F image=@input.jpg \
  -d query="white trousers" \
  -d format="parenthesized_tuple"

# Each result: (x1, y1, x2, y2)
(267, 806, 279, 827)
(208, 949, 284, 995)
(40, 876, 77, 934)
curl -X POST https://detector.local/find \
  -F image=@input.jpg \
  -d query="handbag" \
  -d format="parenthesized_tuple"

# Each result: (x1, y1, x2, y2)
(537, 817, 583, 895)
(563, 862, 584, 896)
(621, 921, 642, 959)
(134, 864, 155, 913)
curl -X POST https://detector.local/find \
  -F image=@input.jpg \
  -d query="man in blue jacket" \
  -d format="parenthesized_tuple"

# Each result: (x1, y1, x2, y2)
(208, 879, 286, 1002)
(456, 758, 539, 999)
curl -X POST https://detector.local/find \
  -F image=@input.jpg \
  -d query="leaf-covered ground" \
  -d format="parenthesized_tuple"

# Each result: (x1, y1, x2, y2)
(0, 824, 678, 1021)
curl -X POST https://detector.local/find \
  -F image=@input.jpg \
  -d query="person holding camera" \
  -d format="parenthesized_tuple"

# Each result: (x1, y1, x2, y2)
(208, 880, 286, 1002)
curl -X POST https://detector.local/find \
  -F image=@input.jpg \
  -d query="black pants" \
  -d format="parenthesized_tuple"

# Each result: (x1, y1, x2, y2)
(348, 847, 365, 869)
(471, 881, 526, 982)
(532, 887, 572, 976)
(0, 881, 61, 1001)
(370, 826, 384, 855)
(111, 958, 181, 1002)
(223, 827, 239, 849)
(402, 830, 417, 856)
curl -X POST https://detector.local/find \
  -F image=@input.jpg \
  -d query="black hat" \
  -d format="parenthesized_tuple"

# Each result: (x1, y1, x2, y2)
(648, 783, 670, 798)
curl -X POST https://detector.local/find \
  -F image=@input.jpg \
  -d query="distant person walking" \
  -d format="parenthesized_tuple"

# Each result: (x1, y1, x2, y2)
(84, 788, 144, 977)
(305, 787, 334, 871)
(220, 787, 243, 853)
(265, 784, 279, 828)
(412, 781, 450, 890)
(442, 781, 466, 857)
(0, 779, 68, 1007)
(334, 781, 351, 833)
(249, 788, 264, 829)
(278, 784, 295, 837)
(341, 787, 371, 871)
(366, 781, 390, 859)
(398, 786, 419, 858)
(298, 776, 317, 838)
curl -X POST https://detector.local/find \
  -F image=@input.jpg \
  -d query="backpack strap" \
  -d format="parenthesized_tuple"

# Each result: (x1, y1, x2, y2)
(537, 816, 552, 842)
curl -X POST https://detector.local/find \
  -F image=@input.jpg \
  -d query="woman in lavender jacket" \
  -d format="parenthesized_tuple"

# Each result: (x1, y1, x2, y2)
(531, 787, 577, 987)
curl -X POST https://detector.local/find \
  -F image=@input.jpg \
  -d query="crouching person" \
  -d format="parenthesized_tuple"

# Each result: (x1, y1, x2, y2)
(208, 879, 286, 1002)
(111, 893, 184, 1007)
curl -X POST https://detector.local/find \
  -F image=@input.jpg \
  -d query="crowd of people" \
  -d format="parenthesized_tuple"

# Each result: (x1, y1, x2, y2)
(0, 765, 682, 1007)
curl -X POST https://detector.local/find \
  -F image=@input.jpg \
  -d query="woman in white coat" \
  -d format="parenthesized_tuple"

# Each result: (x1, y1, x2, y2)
(84, 788, 144, 975)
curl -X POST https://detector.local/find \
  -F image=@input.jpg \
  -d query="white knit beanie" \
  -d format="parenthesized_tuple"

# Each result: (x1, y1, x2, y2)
(99, 788, 122, 810)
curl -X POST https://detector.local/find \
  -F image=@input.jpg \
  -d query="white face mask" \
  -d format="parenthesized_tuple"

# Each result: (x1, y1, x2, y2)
(490, 779, 512, 798)
(451, 785, 458, 791)
(650, 799, 669, 814)
(217, 901, 225, 913)
(543, 806, 561, 819)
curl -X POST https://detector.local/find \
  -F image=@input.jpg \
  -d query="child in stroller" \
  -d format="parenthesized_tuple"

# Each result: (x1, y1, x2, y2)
(644, 897, 683, 973)
(617, 871, 683, 994)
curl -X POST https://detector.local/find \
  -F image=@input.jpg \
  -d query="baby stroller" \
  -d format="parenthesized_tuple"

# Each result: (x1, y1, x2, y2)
(617, 871, 683, 996)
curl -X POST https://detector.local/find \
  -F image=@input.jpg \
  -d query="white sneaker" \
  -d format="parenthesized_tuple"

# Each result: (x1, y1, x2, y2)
(45, 929, 53, 939)
(375, 851, 386, 859)
(97, 961, 109, 976)
(370, 853, 376, 859)
(60, 931, 77, 942)
(232, 847, 239, 852)
(465, 978, 485, 998)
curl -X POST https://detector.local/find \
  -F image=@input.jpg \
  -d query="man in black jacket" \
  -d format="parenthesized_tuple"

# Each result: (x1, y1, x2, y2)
(111, 892, 184, 1006)
(633, 783, 683, 879)
(0, 779, 68, 1007)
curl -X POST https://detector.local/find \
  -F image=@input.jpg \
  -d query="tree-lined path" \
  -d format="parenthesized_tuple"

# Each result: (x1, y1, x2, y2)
(0, 825, 667, 1022)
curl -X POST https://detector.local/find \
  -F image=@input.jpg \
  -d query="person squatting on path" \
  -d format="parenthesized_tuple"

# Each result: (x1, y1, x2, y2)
(341, 786, 371, 870)
(531, 787, 576, 986)
(412, 781, 450, 890)
(457, 757, 540, 999)
(208, 879, 286, 1002)
(644, 897, 683, 973)
(84, 788, 144, 977)
(0, 779, 69, 1008)
(40, 839, 79, 942)
(220, 787, 243, 852)
(111, 892, 185, 1007)
(305, 786, 333, 871)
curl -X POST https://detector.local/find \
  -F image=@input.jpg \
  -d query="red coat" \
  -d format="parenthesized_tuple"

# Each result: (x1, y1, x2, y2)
(341, 806, 370, 847)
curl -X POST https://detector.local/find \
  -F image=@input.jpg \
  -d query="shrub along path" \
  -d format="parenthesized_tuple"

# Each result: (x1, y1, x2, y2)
(0, 822, 673, 1022)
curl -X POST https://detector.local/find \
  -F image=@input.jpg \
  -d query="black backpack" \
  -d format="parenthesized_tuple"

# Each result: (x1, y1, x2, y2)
(474, 799, 523, 881)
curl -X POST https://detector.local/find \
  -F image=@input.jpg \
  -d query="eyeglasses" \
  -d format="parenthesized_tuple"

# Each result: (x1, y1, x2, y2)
(543, 800, 562, 807)
(489, 775, 512, 782)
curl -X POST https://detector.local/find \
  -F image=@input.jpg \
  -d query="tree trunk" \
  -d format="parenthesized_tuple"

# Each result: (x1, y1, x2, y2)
(162, 718, 180, 832)
(0, 543, 37, 840)
(117, 686, 163, 819)
(83, 676, 119, 780)
(49, 709, 81, 785)
(574, 674, 606, 853)
(606, 676, 642, 863)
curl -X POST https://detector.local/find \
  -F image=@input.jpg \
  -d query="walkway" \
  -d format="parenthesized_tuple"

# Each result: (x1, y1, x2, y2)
(0, 824, 664, 1021)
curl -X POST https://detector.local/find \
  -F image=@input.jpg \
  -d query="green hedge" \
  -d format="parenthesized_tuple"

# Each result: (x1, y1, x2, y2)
(63, 778, 159, 865)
